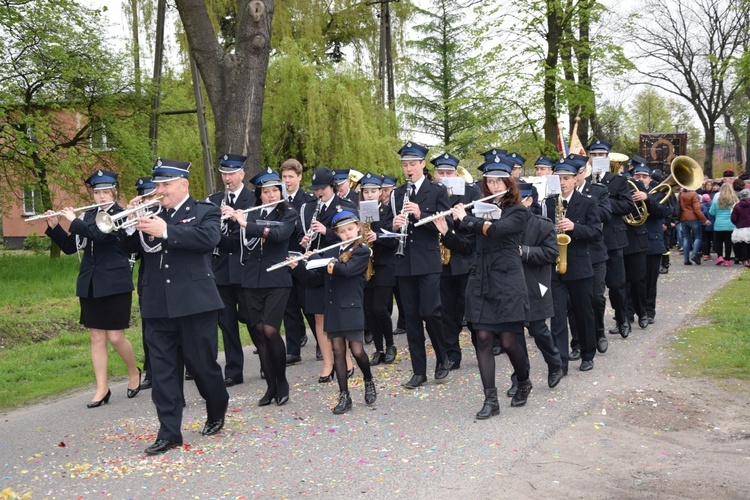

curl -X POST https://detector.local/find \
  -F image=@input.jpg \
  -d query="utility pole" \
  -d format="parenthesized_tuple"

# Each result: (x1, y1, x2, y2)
(148, 0, 166, 154)
(369, 0, 398, 112)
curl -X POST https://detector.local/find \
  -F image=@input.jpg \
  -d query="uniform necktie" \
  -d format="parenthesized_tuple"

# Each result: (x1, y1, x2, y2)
(229, 193, 236, 206)
(167, 208, 176, 219)
(288, 195, 294, 203)
(260, 210, 267, 219)
(410, 184, 416, 199)
(562, 200, 568, 210)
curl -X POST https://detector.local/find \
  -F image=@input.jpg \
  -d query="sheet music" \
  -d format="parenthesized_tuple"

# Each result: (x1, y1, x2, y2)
(591, 157, 609, 176)
(473, 201, 502, 220)
(359, 200, 380, 222)
(546, 175, 561, 196)
(306, 258, 334, 269)
(440, 176, 465, 196)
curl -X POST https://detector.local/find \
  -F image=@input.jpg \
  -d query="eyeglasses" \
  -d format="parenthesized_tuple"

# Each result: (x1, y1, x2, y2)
(485, 178, 505, 186)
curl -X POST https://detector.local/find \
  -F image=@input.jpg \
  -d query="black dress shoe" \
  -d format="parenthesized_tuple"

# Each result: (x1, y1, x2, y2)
(364, 379, 377, 405)
(332, 391, 352, 414)
(201, 418, 224, 436)
(224, 377, 243, 387)
(659, 265, 669, 274)
(393, 327, 406, 335)
(506, 384, 517, 398)
(87, 388, 111, 408)
(144, 439, 181, 455)
(492, 346, 503, 356)
(569, 349, 581, 361)
(384, 345, 397, 364)
(638, 317, 649, 329)
(139, 378, 152, 390)
(364, 331, 373, 344)
(318, 369, 334, 383)
(300, 334, 308, 347)
(597, 337, 609, 354)
(444, 359, 460, 371)
(580, 360, 594, 371)
(402, 374, 427, 389)
(260, 368, 265, 380)
(127, 367, 142, 399)
(548, 370, 563, 388)
(434, 364, 449, 381)
(476, 388, 500, 419)
(510, 380, 532, 407)
(693, 255, 702, 265)
(647, 317, 655, 325)
(316, 346, 322, 360)
(369, 351, 385, 366)
(620, 322, 631, 338)
(608, 325, 621, 335)
(286, 354, 302, 365)
(185, 371, 193, 380)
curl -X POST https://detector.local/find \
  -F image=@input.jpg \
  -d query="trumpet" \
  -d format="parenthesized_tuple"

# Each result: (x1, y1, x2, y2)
(95, 196, 163, 233)
(25, 202, 113, 222)
(414, 193, 500, 227)
(220, 199, 285, 221)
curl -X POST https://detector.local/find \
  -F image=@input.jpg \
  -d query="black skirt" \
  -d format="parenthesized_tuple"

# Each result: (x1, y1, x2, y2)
(472, 321, 525, 334)
(326, 329, 365, 342)
(79, 292, 132, 330)
(244, 287, 291, 331)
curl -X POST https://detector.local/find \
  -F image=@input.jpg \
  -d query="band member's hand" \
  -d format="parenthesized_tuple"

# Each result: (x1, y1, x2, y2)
(299, 234, 310, 248)
(232, 209, 247, 227)
(392, 213, 406, 232)
(127, 195, 143, 210)
(60, 207, 76, 222)
(287, 256, 299, 269)
(558, 217, 574, 232)
(365, 230, 377, 244)
(519, 245, 523, 257)
(433, 216, 449, 235)
(137, 215, 167, 237)
(311, 220, 327, 235)
(452, 204, 467, 221)
(632, 191, 647, 202)
(220, 205, 235, 219)
(44, 210, 60, 228)
(404, 201, 421, 219)
(521, 196, 533, 207)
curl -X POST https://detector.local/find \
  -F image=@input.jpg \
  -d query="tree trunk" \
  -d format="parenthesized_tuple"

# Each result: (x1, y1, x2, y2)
(129, 0, 141, 96)
(704, 126, 715, 179)
(576, 0, 593, 143)
(543, 0, 563, 148)
(175, 0, 273, 178)
(723, 113, 743, 169)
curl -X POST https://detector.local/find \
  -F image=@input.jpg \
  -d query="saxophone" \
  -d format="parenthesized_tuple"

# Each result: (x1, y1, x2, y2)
(439, 235, 451, 265)
(363, 219, 375, 280)
(555, 195, 571, 275)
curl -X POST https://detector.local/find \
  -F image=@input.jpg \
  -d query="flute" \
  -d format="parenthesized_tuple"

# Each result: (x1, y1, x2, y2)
(414, 193, 503, 226)
(220, 199, 285, 221)
(266, 236, 362, 272)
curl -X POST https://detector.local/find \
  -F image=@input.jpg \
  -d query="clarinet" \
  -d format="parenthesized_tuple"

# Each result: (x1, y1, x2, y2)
(394, 179, 412, 257)
(305, 198, 323, 252)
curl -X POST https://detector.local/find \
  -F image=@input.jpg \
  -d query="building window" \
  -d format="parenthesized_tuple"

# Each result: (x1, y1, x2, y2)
(23, 187, 37, 215)
(89, 119, 112, 151)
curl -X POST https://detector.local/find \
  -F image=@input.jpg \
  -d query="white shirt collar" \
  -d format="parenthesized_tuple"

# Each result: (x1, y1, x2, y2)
(410, 176, 426, 195)
(171, 194, 190, 214)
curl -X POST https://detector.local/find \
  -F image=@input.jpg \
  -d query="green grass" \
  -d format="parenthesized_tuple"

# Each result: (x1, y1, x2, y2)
(671, 269, 750, 380)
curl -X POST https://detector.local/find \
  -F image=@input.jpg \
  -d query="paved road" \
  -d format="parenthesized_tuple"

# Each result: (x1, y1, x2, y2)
(1, 254, 744, 498)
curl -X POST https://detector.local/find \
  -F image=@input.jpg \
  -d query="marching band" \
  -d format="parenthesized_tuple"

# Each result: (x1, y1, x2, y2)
(41, 138, 694, 453)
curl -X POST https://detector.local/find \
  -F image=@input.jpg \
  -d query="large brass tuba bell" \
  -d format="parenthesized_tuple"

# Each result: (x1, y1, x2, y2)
(649, 155, 703, 202)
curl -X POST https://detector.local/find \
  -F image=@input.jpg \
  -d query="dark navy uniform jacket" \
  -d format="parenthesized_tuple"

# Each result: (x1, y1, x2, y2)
(241, 203, 298, 289)
(520, 214, 559, 322)
(207, 186, 255, 286)
(45, 204, 134, 298)
(389, 179, 451, 276)
(367, 203, 398, 288)
(442, 181, 481, 276)
(124, 196, 223, 319)
(581, 180, 611, 265)
(599, 172, 632, 251)
(624, 179, 650, 255)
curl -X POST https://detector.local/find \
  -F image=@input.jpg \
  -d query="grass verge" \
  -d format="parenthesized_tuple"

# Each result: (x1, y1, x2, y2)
(671, 269, 750, 380)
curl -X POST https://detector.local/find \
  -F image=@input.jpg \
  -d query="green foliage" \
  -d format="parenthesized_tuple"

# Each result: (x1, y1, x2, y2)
(22, 232, 51, 253)
(672, 270, 750, 380)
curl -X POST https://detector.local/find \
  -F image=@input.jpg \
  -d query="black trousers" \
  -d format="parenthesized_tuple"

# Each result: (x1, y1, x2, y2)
(511, 319, 562, 386)
(552, 277, 595, 373)
(624, 250, 647, 321)
(645, 254, 662, 320)
(606, 248, 628, 325)
(397, 273, 447, 376)
(570, 260, 606, 350)
(364, 285, 394, 352)
(440, 272, 468, 364)
(393, 282, 406, 330)
(216, 283, 249, 381)
(138, 293, 151, 379)
(714, 230, 734, 260)
(146, 310, 229, 443)
(283, 276, 317, 356)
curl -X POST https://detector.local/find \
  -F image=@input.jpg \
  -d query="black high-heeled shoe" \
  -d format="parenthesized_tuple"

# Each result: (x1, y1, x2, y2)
(347, 367, 355, 378)
(258, 387, 275, 407)
(275, 382, 290, 406)
(87, 388, 111, 408)
(127, 367, 142, 399)
(318, 369, 334, 383)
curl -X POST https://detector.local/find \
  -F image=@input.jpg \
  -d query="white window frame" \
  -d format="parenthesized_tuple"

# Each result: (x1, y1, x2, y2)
(22, 187, 37, 216)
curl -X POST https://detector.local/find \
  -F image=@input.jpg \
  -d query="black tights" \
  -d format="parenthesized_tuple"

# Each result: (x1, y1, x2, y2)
(475, 330, 528, 390)
(364, 286, 394, 352)
(252, 322, 289, 399)
(332, 338, 372, 393)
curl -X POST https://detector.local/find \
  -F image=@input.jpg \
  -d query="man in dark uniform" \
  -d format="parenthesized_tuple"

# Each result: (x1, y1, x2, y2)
(545, 159, 602, 374)
(587, 140, 633, 338)
(130, 158, 229, 455)
(634, 164, 669, 324)
(389, 141, 451, 388)
(623, 155, 653, 329)
(430, 152, 480, 370)
(134, 176, 157, 390)
(334, 168, 360, 205)
(206, 154, 255, 386)
(280, 158, 317, 364)
(570, 153, 611, 356)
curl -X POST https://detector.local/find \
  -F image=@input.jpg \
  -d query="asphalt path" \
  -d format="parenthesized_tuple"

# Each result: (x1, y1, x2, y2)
(1, 253, 744, 498)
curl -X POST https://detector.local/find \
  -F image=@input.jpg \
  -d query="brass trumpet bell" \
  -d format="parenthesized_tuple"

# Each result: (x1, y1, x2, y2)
(649, 155, 703, 201)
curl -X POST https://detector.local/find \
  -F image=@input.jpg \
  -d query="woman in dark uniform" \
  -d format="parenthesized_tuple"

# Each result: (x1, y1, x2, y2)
(44, 170, 141, 407)
(233, 168, 298, 406)
(451, 158, 531, 419)
(292, 211, 376, 414)
(359, 173, 398, 365)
